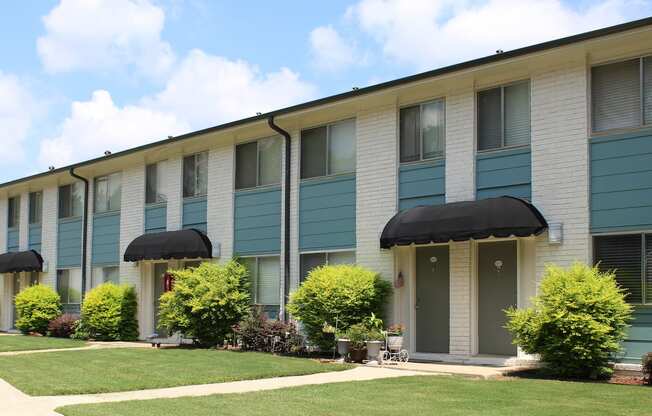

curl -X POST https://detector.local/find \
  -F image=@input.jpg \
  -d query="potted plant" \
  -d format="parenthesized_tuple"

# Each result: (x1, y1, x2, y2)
(386, 324, 405, 352)
(365, 328, 385, 362)
(344, 324, 368, 363)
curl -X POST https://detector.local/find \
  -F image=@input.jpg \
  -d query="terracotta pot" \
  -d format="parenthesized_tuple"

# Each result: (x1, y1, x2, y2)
(349, 348, 367, 363)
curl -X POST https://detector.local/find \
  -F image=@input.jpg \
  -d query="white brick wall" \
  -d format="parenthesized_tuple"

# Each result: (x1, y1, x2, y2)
(206, 144, 234, 262)
(289, 130, 301, 292)
(531, 61, 591, 282)
(449, 241, 472, 355)
(19, 192, 29, 250)
(445, 90, 476, 203)
(85, 178, 94, 293)
(279, 134, 288, 318)
(119, 165, 145, 287)
(41, 186, 58, 288)
(166, 155, 183, 231)
(0, 197, 8, 330)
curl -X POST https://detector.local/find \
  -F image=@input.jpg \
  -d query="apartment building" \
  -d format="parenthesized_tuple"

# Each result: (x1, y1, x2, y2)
(1, 18, 651, 364)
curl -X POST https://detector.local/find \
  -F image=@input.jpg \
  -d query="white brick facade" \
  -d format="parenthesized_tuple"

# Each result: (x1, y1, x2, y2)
(41, 186, 58, 288)
(119, 165, 145, 287)
(166, 155, 183, 232)
(207, 143, 234, 262)
(19, 192, 29, 251)
(445, 90, 476, 203)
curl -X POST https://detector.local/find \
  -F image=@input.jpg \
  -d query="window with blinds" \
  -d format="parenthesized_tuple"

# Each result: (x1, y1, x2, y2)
(594, 234, 646, 304)
(300, 119, 356, 179)
(400, 99, 445, 163)
(299, 251, 356, 282)
(591, 56, 652, 132)
(477, 81, 530, 151)
(242, 256, 280, 308)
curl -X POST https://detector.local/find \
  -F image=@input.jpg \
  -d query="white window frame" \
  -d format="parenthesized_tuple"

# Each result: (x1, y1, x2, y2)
(29, 191, 43, 225)
(241, 255, 281, 307)
(94, 172, 122, 214)
(300, 118, 356, 180)
(7, 196, 20, 229)
(399, 98, 446, 164)
(235, 136, 282, 191)
(183, 152, 208, 198)
(58, 182, 84, 220)
(299, 249, 356, 282)
(145, 160, 168, 205)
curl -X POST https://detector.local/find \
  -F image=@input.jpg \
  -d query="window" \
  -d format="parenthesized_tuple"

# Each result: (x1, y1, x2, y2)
(183, 261, 202, 269)
(242, 256, 280, 316)
(29, 272, 39, 286)
(301, 119, 356, 179)
(29, 192, 42, 225)
(592, 57, 652, 132)
(57, 269, 82, 305)
(477, 81, 531, 151)
(235, 136, 282, 189)
(92, 266, 119, 287)
(299, 251, 356, 282)
(400, 99, 445, 163)
(183, 152, 208, 198)
(58, 182, 84, 219)
(94, 173, 121, 213)
(146, 161, 168, 204)
(594, 234, 652, 304)
(7, 196, 20, 229)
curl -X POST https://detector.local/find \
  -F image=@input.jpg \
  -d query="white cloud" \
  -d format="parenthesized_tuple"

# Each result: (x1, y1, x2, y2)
(309, 25, 361, 72)
(37, 0, 175, 78)
(38, 90, 188, 167)
(348, 0, 646, 70)
(0, 72, 36, 163)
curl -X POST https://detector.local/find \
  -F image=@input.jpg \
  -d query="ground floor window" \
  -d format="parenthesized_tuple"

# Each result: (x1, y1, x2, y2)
(57, 269, 82, 312)
(299, 250, 356, 282)
(241, 256, 280, 319)
(183, 260, 202, 269)
(29, 271, 39, 286)
(92, 265, 119, 287)
(593, 233, 652, 304)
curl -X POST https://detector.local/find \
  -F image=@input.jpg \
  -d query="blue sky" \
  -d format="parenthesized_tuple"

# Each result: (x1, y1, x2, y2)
(1, 0, 650, 183)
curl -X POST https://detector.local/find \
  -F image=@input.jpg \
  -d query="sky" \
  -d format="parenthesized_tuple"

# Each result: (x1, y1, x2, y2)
(1, 0, 651, 183)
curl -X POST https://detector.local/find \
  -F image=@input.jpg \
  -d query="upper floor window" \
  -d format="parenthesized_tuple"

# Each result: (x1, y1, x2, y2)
(58, 182, 84, 219)
(7, 196, 20, 229)
(591, 57, 652, 132)
(301, 119, 356, 179)
(183, 152, 208, 198)
(146, 161, 168, 204)
(29, 192, 42, 225)
(94, 173, 122, 213)
(477, 80, 531, 151)
(235, 136, 282, 190)
(400, 99, 445, 163)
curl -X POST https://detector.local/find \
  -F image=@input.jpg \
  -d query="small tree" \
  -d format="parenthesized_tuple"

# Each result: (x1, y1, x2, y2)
(14, 285, 62, 335)
(287, 264, 392, 350)
(81, 283, 139, 341)
(158, 261, 251, 347)
(506, 263, 632, 379)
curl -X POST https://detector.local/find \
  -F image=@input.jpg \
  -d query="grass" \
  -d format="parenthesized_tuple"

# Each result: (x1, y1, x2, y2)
(0, 347, 350, 396)
(57, 375, 652, 416)
(0, 335, 86, 353)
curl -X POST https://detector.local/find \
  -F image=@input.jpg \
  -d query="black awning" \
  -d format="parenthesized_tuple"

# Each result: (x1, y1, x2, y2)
(380, 196, 548, 249)
(0, 250, 44, 274)
(123, 229, 213, 262)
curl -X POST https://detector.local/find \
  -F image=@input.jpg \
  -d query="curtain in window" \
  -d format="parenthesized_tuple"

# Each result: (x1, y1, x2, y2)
(196, 153, 208, 196)
(71, 182, 84, 217)
(329, 119, 356, 175)
(504, 82, 531, 147)
(300, 253, 326, 282)
(257, 257, 280, 306)
(594, 234, 643, 304)
(29, 192, 42, 224)
(644, 57, 652, 125)
(108, 173, 122, 211)
(400, 106, 420, 162)
(327, 251, 356, 265)
(236, 142, 258, 189)
(592, 59, 641, 132)
(183, 155, 196, 197)
(478, 88, 502, 151)
(421, 100, 445, 159)
(94, 177, 109, 213)
(301, 127, 327, 178)
(258, 137, 282, 186)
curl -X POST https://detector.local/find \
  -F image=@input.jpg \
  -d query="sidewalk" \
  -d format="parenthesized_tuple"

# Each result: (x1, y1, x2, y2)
(0, 341, 151, 357)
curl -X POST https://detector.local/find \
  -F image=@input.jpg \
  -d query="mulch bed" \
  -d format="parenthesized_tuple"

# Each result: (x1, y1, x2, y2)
(503, 368, 648, 386)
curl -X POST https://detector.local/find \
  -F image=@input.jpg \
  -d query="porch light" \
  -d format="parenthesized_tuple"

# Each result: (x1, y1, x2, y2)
(548, 222, 563, 245)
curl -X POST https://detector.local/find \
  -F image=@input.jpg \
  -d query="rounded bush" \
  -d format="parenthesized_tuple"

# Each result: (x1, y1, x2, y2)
(506, 263, 632, 379)
(158, 261, 251, 347)
(14, 285, 62, 335)
(81, 283, 139, 341)
(47, 313, 79, 338)
(287, 264, 392, 350)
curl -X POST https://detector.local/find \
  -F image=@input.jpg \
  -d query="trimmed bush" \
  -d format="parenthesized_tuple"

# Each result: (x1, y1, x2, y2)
(158, 261, 251, 347)
(287, 264, 392, 350)
(506, 263, 632, 379)
(14, 285, 62, 335)
(47, 314, 79, 338)
(81, 283, 139, 341)
(233, 308, 302, 354)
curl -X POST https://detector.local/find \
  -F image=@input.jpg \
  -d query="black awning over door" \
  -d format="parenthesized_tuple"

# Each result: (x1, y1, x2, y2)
(380, 196, 548, 249)
(0, 250, 44, 273)
(123, 229, 213, 262)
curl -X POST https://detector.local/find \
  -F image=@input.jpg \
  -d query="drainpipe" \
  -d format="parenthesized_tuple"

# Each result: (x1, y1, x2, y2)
(69, 167, 89, 303)
(268, 116, 291, 321)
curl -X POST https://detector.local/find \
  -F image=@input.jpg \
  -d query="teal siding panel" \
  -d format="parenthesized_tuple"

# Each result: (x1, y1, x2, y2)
(92, 212, 120, 265)
(234, 187, 282, 255)
(476, 147, 531, 200)
(28, 224, 42, 252)
(398, 160, 445, 209)
(182, 196, 207, 232)
(590, 131, 652, 232)
(58, 218, 82, 268)
(299, 174, 355, 251)
(145, 204, 167, 233)
(6, 228, 19, 252)
(618, 307, 652, 363)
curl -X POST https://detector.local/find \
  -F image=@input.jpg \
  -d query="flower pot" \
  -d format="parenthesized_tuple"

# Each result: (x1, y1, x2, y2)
(387, 335, 403, 351)
(336, 339, 351, 357)
(349, 348, 367, 363)
(366, 340, 383, 362)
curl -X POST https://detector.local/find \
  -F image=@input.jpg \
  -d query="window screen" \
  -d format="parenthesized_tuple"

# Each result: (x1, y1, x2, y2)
(57, 269, 82, 305)
(235, 142, 257, 189)
(591, 59, 641, 132)
(7, 197, 19, 228)
(146, 161, 168, 204)
(29, 192, 42, 224)
(257, 257, 280, 306)
(183, 153, 208, 197)
(504, 82, 531, 147)
(400, 106, 420, 163)
(183, 155, 196, 197)
(301, 127, 327, 179)
(478, 88, 503, 151)
(421, 100, 445, 159)
(594, 234, 643, 304)
(328, 119, 356, 175)
(258, 137, 282, 186)
(300, 253, 326, 282)
(94, 173, 121, 213)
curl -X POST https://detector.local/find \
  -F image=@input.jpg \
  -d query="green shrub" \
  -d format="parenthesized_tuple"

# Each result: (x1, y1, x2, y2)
(14, 285, 62, 335)
(343, 323, 384, 350)
(47, 313, 79, 338)
(158, 261, 251, 347)
(287, 264, 392, 350)
(506, 263, 632, 379)
(81, 283, 139, 341)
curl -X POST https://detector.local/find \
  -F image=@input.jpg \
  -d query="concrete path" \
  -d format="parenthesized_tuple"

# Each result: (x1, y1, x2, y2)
(0, 341, 151, 357)
(381, 361, 525, 379)
(1, 366, 430, 416)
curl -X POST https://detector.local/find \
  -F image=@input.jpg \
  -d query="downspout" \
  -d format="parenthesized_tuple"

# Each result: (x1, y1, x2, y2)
(268, 116, 291, 321)
(69, 167, 89, 304)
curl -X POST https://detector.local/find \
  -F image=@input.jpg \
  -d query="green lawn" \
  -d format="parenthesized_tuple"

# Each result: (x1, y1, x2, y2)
(57, 375, 652, 416)
(0, 348, 349, 396)
(0, 335, 86, 353)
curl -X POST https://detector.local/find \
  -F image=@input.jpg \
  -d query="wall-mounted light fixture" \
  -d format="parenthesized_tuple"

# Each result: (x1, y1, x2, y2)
(548, 222, 563, 245)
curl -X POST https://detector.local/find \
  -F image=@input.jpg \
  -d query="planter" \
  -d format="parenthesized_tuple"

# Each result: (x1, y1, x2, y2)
(349, 348, 367, 363)
(366, 340, 383, 362)
(336, 339, 351, 357)
(387, 335, 403, 351)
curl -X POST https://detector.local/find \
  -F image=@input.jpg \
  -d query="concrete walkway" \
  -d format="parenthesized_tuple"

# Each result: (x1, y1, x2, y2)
(1, 366, 430, 416)
(0, 341, 150, 357)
